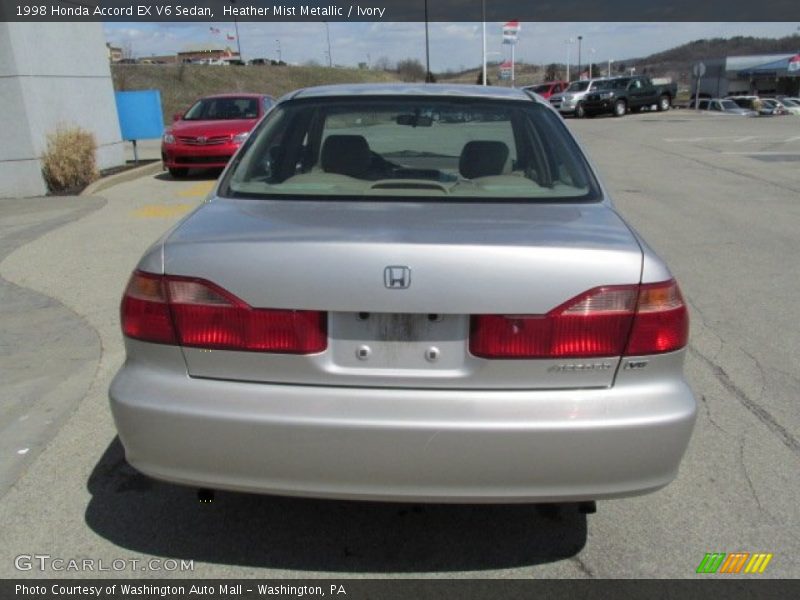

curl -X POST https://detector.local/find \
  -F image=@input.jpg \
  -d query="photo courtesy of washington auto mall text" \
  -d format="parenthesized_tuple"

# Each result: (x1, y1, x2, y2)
(14, 583, 348, 598)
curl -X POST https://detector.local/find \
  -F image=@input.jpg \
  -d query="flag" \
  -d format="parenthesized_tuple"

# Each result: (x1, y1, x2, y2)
(502, 21, 520, 45)
(789, 54, 800, 73)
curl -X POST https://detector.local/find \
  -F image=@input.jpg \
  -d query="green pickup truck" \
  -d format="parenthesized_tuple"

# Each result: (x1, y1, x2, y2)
(581, 76, 678, 117)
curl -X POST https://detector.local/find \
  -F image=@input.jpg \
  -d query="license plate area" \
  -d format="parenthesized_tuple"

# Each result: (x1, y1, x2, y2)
(329, 312, 468, 371)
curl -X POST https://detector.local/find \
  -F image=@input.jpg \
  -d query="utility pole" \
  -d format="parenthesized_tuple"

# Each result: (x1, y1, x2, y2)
(323, 22, 332, 67)
(481, 0, 487, 86)
(424, 0, 431, 81)
(230, 1, 243, 62)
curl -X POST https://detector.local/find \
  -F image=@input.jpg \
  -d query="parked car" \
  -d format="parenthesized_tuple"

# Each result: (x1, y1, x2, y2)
(582, 76, 678, 117)
(726, 96, 778, 116)
(759, 98, 790, 116)
(161, 94, 276, 177)
(548, 78, 609, 118)
(113, 84, 696, 504)
(694, 98, 758, 117)
(777, 98, 800, 115)
(523, 81, 569, 99)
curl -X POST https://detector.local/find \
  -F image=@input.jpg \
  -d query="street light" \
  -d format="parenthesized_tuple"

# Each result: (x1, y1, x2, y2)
(229, 0, 243, 62)
(577, 35, 583, 80)
(323, 22, 332, 67)
(275, 39, 281, 63)
(564, 38, 574, 82)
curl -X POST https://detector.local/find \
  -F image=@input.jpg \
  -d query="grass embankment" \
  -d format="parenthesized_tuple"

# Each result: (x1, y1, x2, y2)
(112, 64, 398, 123)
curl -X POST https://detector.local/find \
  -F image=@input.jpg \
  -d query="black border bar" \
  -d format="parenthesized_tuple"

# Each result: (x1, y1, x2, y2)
(2, 0, 800, 22)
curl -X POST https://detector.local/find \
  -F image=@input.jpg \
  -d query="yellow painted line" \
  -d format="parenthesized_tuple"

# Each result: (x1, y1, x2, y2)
(758, 554, 773, 573)
(178, 181, 215, 198)
(133, 203, 193, 218)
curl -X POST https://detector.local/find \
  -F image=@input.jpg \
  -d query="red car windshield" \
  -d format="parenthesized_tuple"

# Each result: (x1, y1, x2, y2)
(184, 97, 259, 120)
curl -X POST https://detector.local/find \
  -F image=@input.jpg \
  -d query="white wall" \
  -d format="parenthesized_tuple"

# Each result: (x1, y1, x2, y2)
(0, 22, 124, 198)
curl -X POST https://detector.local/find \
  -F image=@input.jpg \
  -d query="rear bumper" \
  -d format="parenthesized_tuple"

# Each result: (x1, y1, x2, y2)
(109, 350, 697, 503)
(161, 143, 237, 169)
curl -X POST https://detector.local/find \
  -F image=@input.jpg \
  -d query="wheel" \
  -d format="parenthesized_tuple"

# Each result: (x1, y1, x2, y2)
(574, 103, 586, 119)
(613, 100, 627, 117)
(658, 95, 671, 112)
(169, 167, 188, 178)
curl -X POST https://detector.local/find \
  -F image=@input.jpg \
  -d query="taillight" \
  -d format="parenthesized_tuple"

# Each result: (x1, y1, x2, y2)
(121, 271, 176, 344)
(625, 280, 688, 355)
(470, 280, 687, 359)
(121, 271, 327, 354)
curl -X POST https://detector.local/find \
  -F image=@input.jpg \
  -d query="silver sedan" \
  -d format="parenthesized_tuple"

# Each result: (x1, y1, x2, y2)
(110, 84, 696, 503)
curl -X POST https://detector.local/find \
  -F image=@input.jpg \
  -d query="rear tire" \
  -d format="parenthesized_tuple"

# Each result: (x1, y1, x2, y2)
(658, 95, 671, 112)
(613, 100, 627, 117)
(168, 167, 188, 178)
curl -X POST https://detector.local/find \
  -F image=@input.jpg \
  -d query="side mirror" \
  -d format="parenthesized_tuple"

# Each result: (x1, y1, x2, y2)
(172, 112, 183, 123)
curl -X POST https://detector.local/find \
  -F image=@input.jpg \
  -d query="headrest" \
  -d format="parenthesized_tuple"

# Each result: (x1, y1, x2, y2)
(321, 135, 371, 178)
(459, 141, 510, 179)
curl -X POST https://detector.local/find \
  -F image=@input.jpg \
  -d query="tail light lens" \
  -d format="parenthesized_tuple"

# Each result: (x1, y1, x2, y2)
(470, 280, 687, 359)
(121, 271, 327, 354)
(625, 281, 688, 355)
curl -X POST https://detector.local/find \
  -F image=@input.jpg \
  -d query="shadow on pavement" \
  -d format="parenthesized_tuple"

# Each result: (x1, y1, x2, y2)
(154, 169, 223, 182)
(85, 438, 587, 573)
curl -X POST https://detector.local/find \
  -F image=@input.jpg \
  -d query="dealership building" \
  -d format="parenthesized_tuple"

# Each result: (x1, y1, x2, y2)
(692, 52, 800, 98)
(0, 23, 124, 197)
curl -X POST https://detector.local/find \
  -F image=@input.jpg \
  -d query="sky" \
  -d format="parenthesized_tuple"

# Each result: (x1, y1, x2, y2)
(104, 22, 800, 70)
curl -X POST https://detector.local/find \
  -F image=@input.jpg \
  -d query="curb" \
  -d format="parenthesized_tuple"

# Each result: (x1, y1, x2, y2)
(81, 161, 163, 196)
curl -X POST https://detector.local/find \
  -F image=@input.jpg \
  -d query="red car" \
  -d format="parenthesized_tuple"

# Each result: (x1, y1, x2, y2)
(162, 93, 275, 177)
(524, 81, 569, 99)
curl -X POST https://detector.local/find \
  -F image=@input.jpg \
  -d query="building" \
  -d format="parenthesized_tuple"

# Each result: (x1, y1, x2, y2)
(0, 23, 124, 197)
(177, 45, 240, 64)
(692, 53, 800, 98)
(106, 42, 123, 63)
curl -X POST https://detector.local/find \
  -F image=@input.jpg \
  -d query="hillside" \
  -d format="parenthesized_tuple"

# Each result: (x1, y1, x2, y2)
(438, 34, 800, 88)
(112, 64, 397, 123)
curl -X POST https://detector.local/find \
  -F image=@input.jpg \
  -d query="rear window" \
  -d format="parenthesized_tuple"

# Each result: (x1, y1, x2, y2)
(221, 97, 600, 202)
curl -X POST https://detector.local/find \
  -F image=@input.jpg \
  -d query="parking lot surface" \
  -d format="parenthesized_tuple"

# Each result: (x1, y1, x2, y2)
(0, 111, 798, 578)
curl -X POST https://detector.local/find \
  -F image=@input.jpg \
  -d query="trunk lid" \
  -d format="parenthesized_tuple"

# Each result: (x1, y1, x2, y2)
(163, 199, 643, 389)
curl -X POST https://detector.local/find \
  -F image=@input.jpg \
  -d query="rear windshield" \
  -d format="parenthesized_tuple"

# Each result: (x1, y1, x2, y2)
(220, 97, 600, 202)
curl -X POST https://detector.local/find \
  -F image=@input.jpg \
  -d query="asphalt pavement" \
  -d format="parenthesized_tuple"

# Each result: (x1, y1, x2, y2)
(0, 110, 798, 579)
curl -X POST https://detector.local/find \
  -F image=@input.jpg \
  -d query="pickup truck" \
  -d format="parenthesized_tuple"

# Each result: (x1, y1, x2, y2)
(581, 76, 678, 117)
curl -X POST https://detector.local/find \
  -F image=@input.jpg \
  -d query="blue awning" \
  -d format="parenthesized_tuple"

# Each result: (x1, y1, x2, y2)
(738, 54, 800, 78)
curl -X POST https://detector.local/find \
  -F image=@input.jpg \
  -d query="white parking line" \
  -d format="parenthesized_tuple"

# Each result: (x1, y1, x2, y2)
(722, 151, 800, 155)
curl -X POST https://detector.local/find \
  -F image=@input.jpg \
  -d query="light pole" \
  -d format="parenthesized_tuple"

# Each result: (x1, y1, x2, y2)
(481, 0, 487, 86)
(577, 35, 583, 80)
(229, 1, 243, 62)
(564, 38, 574, 82)
(323, 22, 332, 67)
(275, 39, 281, 63)
(424, 0, 431, 81)
(608, 58, 613, 77)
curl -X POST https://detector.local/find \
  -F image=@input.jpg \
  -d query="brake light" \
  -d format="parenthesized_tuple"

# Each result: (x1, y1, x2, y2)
(470, 280, 687, 359)
(121, 271, 327, 354)
(121, 271, 176, 344)
(625, 280, 688, 355)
